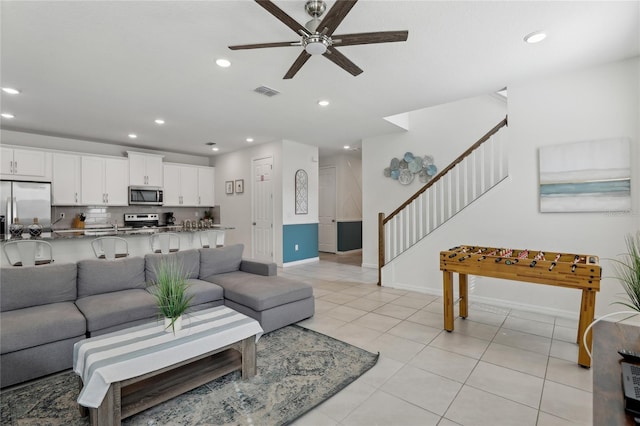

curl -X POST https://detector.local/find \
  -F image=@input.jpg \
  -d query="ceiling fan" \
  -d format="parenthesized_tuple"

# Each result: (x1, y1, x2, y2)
(228, 0, 408, 79)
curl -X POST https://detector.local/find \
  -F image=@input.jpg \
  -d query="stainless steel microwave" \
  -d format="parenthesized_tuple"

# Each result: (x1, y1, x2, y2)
(129, 186, 163, 205)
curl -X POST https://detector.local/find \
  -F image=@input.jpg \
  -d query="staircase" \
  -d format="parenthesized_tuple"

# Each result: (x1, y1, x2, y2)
(377, 117, 509, 285)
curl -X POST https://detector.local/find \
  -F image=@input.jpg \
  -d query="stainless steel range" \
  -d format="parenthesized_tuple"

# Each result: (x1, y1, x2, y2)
(124, 213, 159, 228)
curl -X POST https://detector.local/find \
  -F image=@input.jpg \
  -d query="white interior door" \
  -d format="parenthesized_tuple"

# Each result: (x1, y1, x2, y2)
(252, 156, 273, 262)
(319, 166, 337, 253)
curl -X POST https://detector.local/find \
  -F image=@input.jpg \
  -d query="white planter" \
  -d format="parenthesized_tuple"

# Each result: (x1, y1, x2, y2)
(164, 315, 183, 333)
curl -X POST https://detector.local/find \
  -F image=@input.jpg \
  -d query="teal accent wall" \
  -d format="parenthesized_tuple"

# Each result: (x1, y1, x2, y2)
(337, 221, 362, 252)
(283, 223, 319, 263)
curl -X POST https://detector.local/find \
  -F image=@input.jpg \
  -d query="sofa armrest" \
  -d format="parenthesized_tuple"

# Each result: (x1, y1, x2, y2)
(240, 260, 277, 276)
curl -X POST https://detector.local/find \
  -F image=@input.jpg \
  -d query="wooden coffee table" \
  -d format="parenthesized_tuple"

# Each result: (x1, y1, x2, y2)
(73, 306, 263, 426)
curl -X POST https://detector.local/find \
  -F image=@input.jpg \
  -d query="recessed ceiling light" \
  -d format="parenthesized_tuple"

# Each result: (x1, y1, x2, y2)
(343, 145, 350, 150)
(154, 118, 165, 125)
(524, 31, 546, 44)
(318, 100, 330, 107)
(128, 133, 137, 139)
(212, 147, 219, 151)
(246, 138, 254, 143)
(216, 58, 231, 68)
(2, 87, 20, 95)
(1, 113, 15, 119)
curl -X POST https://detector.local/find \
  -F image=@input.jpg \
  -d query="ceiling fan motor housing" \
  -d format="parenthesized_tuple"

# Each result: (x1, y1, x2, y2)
(305, 0, 326, 18)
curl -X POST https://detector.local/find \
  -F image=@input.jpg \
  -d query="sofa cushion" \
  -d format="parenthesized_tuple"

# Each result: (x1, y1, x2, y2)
(146, 278, 224, 308)
(75, 288, 157, 333)
(199, 244, 244, 279)
(145, 249, 200, 283)
(1, 302, 86, 354)
(1, 263, 77, 312)
(77, 256, 146, 298)
(204, 271, 313, 311)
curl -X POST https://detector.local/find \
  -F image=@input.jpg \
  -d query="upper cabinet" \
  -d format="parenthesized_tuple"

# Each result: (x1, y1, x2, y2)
(0, 147, 51, 181)
(163, 163, 215, 207)
(81, 155, 129, 206)
(198, 166, 215, 206)
(127, 151, 163, 187)
(52, 153, 81, 205)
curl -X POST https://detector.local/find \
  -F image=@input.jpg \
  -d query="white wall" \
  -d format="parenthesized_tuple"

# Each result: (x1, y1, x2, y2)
(282, 140, 319, 225)
(370, 58, 640, 318)
(213, 139, 319, 266)
(212, 141, 283, 264)
(362, 94, 508, 268)
(0, 129, 210, 166)
(320, 152, 363, 221)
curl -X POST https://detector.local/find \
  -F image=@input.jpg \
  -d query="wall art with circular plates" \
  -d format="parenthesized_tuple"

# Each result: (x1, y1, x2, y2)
(384, 152, 438, 185)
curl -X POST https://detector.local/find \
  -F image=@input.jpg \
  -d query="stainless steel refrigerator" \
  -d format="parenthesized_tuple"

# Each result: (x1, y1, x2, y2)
(0, 181, 52, 235)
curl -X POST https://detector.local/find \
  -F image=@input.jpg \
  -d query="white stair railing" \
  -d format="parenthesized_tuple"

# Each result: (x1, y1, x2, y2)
(378, 117, 509, 284)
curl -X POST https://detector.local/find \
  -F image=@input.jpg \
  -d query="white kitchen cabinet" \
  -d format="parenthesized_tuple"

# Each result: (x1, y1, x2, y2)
(1, 147, 51, 181)
(127, 151, 163, 187)
(52, 153, 81, 205)
(163, 163, 199, 206)
(81, 156, 128, 205)
(197, 166, 215, 206)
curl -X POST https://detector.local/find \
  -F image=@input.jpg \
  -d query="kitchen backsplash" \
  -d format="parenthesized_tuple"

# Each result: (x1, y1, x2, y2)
(51, 205, 218, 229)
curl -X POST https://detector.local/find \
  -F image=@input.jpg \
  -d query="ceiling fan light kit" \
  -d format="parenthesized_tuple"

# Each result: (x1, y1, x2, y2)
(228, 0, 408, 79)
(303, 34, 330, 55)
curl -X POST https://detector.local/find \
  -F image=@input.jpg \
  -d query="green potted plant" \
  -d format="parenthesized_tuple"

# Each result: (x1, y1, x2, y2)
(149, 259, 193, 333)
(613, 231, 640, 312)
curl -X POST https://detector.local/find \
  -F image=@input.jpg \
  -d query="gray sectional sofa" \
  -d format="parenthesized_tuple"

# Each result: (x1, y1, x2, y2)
(0, 244, 314, 387)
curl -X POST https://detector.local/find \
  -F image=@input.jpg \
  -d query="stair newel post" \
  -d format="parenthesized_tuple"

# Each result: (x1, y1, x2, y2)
(378, 212, 385, 286)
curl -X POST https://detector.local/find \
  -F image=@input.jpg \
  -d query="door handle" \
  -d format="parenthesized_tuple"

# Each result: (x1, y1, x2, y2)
(13, 161, 17, 174)
(252, 222, 256, 225)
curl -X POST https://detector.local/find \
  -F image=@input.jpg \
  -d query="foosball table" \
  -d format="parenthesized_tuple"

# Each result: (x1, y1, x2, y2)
(440, 245, 601, 368)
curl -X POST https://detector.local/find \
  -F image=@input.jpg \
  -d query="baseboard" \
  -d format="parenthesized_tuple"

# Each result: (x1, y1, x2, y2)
(382, 282, 578, 320)
(361, 262, 377, 269)
(336, 249, 362, 255)
(283, 257, 320, 268)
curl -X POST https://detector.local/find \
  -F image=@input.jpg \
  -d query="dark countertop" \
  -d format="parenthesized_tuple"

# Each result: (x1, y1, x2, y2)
(1, 225, 234, 242)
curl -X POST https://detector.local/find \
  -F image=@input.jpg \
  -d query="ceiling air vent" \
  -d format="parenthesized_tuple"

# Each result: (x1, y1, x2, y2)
(254, 85, 280, 97)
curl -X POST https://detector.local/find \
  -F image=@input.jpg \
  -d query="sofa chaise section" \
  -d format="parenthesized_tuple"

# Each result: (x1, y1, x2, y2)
(0, 263, 86, 387)
(199, 244, 315, 333)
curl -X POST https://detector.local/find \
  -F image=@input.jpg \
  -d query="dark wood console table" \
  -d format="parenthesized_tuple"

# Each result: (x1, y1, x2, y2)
(594, 320, 640, 425)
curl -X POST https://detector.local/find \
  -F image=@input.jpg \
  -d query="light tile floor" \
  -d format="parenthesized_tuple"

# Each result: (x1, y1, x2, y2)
(280, 256, 592, 426)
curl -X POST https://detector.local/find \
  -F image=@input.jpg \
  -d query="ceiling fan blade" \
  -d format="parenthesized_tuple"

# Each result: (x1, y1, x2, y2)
(255, 0, 309, 36)
(323, 46, 363, 76)
(229, 41, 301, 50)
(332, 30, 408, 46)
(317, 0, 358, 36)
(284, 51, 311, 79)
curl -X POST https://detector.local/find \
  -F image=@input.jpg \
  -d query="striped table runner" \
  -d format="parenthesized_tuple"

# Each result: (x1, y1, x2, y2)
(73, 306, 263, 408)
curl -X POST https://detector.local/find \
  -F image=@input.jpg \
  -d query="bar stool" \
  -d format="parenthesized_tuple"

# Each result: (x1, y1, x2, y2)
(91, 237, 129, 260)
(200, 230, 225, 248)
(3, 240, 54, 266)
(149, 233, 180, 254)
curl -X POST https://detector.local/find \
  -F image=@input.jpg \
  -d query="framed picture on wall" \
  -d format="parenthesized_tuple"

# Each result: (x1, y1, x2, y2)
(225, 181, 234, 194)
(295, 169, 308, 214)
(235, 179, 244, 194)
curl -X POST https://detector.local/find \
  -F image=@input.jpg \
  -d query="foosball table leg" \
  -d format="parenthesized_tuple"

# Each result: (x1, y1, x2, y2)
(459, 274, 468, 319)
(443, 271, 454, 331)
(577, 289, 596, 368)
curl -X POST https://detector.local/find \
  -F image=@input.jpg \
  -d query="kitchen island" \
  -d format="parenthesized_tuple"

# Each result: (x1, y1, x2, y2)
(0, 225, 234, 266)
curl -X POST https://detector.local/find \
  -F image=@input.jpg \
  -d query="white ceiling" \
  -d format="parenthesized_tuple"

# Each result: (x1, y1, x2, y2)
(1, 1, 638, 157)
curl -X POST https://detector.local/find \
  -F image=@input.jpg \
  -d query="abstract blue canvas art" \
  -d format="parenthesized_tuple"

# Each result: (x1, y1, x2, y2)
(539, 138, 631, 213)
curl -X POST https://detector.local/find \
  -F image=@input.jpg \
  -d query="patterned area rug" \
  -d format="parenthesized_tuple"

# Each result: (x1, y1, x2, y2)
(1, 325, 378, 426)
